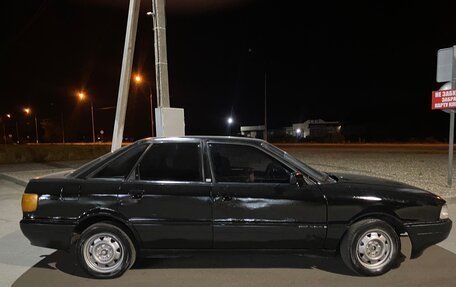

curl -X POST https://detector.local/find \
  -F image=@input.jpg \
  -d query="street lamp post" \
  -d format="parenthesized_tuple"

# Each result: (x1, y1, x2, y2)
(2, 114, 11, 144)
(134, 74, 155, 137)
(15, 121, 19, 144)
(90, 100, 95, 143)
(2, 123, 5, 144)
(227, 117, 234, 135)
(34, 115, 38, 144)
(78, 92, 96, 143)
(23, 108, 39, 144)
(61, 112, 65, 144)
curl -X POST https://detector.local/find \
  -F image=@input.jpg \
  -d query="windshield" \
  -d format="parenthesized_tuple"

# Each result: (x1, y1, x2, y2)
(261, 142, 328, 182)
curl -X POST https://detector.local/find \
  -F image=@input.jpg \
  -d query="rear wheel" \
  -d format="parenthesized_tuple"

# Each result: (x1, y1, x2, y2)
(340, 218, 400, 276)
(77, 222, 136, 279)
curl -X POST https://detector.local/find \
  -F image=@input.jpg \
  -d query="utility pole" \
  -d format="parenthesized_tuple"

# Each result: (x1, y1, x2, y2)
(15, 122, 19, 144)
(91, 100, 96, 143)
(264, 71, 268, 142)
(111, 0, 141, 152)
(34, 116, 39, 144)
(61, 112, 65, 143)
(2, 122, 6, 144)
(152, 0, 170, 108)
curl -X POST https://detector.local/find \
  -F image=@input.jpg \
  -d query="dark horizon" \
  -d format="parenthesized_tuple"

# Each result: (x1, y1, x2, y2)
(1, 0, 456, 142)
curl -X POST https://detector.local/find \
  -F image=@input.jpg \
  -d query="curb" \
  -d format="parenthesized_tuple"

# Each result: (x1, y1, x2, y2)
(0, 173, 28, 187)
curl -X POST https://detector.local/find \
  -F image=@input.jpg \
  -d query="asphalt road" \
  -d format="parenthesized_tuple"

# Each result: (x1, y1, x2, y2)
(1, 178, 455, 287)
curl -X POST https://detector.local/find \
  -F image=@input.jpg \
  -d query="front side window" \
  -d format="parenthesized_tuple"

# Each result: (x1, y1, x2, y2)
(137, 143, 202, 182)
(209, 143, 292, 183)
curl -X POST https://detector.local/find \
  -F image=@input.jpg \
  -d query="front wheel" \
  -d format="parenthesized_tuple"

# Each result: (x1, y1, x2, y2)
(340, 218, 400, 276)
(76, 222, 136, 279)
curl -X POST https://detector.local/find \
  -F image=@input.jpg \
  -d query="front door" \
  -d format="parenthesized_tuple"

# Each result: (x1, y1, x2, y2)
(208, 142, 327, 249)
(119, 140, 212, 249)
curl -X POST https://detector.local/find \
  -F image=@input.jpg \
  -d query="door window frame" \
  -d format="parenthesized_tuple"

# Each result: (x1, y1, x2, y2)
(127, 139, 206, 184)
(206, 141, 299, 185)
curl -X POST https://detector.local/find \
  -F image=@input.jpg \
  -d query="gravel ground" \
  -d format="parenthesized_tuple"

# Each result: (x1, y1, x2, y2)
(283, 146, 455, 199)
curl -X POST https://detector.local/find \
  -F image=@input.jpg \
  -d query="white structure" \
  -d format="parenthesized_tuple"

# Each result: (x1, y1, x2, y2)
(240, 125, 266, 139)
(155, 108, 185, 137)
(290, 119, 341, 139)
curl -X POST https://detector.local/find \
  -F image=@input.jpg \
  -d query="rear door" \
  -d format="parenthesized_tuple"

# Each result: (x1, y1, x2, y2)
(208, 142, 327, 249)
(119, 140, 213, 249)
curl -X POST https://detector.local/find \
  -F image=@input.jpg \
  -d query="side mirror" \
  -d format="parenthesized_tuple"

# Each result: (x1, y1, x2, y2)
(290, 172, 305, 187)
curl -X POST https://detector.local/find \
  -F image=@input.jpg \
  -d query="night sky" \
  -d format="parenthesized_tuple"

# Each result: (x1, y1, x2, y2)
(2, 0, 456, 142)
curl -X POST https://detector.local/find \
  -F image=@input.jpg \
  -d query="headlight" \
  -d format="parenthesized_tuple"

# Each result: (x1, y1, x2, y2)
(440, 204, 449, 220)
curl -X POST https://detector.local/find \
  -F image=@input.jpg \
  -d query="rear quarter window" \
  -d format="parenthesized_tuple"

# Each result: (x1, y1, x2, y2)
(93, 144, 148, 179)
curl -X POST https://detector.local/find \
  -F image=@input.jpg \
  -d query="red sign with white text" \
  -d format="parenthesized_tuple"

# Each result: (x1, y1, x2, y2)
(432, 89, 456, 110)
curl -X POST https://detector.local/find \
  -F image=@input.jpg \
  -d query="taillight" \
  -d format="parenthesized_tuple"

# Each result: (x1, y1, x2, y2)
(22, 193, 38, 212)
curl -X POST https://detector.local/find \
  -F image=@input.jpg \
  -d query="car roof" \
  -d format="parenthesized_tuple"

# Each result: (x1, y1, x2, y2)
(135, 136, 266, 145)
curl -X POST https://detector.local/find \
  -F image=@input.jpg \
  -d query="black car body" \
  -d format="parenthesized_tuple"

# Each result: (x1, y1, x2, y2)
(20, 136, 452, 278)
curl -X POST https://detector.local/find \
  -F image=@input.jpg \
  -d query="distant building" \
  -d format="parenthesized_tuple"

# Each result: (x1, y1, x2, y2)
(289, 119, 342, 140)
(240, 125, 266, 139)
(241, 120, 343, 142)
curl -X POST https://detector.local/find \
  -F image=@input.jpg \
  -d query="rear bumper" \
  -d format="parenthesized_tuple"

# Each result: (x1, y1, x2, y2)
(405, 219, 452, 258)
(20, 219, 76, 250)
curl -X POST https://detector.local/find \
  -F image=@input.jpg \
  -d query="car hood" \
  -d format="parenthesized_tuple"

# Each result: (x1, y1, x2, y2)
(329, 172, 443, 201)
(333, 172, 412, 188)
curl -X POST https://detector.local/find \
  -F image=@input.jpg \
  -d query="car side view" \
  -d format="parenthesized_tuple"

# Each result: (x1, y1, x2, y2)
(20, 136, 452, 278)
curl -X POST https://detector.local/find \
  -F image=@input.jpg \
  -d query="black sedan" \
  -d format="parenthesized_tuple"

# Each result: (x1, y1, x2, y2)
(20, 136, 451, 278)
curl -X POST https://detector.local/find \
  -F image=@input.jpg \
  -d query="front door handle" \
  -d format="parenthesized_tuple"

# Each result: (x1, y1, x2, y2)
(129, 190, 144, 199)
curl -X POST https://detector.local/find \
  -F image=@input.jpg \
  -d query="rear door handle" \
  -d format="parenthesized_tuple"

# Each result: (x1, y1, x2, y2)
(129, 190, 144, 199)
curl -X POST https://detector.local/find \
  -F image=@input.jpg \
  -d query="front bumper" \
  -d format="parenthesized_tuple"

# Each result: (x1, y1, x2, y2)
(405, 219, 452, 258)
(20, 219, 76, 250)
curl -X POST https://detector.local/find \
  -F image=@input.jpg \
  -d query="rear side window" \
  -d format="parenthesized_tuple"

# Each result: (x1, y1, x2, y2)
(93, 144, 148, 179)
(138, 143, 202, 182)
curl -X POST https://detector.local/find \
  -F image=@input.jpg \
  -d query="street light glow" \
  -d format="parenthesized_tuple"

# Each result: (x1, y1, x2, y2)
(77, 92, 86, 100)
(6, 114, 11, 119)
(296, 128, 302, 134)
(227, 117, 233, 125)
(23, 108, 31, 115)
(134, 74, 142, 84)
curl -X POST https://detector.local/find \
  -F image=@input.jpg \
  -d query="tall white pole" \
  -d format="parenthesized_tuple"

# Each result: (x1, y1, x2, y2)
(111, 0, 141, 152)
(149, 86, 155, 137)
(152, 0, 170, 108)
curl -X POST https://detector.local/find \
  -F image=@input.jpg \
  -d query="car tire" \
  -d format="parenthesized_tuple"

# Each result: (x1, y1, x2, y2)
(76, 222, 136, 279)
(340, 218, 400, 276)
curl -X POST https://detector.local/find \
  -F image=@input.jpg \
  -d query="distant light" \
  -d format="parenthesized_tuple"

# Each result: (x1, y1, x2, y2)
(77, 92, 86, 100)
(134, 74, 142, 84)
(23, 108, 31, 115)
(296, 128, 302, 134)
(227, 117, 233, 125)
(337, 125, 342, 132)
(6, 114, 11, 119)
